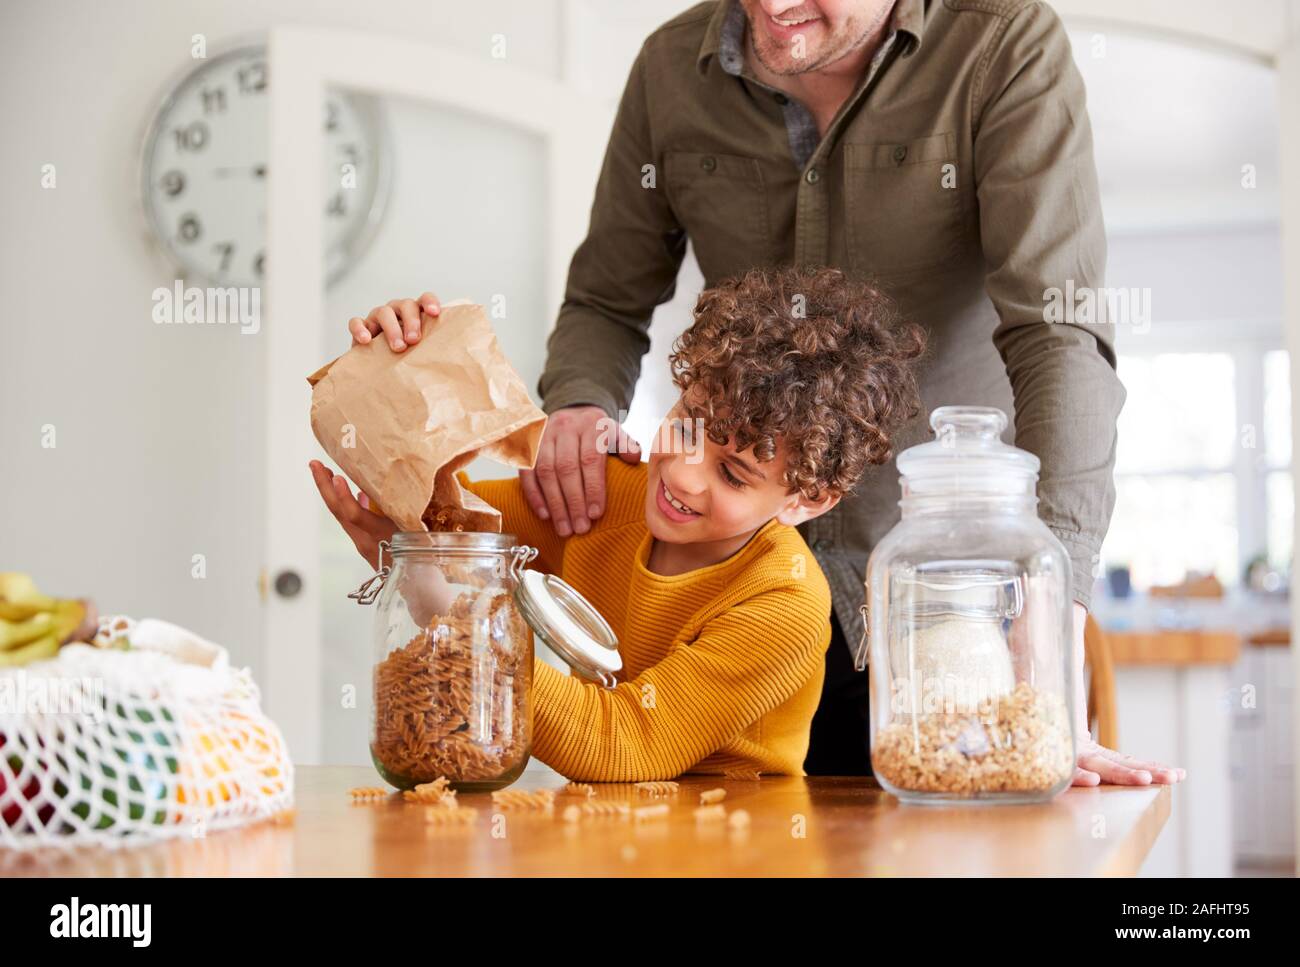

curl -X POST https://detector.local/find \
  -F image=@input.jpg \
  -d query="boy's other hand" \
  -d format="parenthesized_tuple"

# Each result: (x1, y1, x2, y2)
(520, 405, 641, 537)
(348, 292, 441, 351)
(310, 460, 396, 570)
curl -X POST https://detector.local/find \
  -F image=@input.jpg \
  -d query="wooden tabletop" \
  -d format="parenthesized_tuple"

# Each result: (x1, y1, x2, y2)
(2, 766, 1171, 877)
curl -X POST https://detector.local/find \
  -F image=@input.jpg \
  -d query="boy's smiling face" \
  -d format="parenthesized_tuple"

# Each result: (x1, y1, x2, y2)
(644, 400, 838, 544)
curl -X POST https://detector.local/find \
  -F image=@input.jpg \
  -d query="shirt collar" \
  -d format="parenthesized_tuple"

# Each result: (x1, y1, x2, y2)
(696, 0, 927, 76)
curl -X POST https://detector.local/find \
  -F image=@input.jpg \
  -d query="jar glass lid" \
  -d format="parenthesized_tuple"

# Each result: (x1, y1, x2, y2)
(513, 570, 622, 687)
(896, 406, 1040, 495)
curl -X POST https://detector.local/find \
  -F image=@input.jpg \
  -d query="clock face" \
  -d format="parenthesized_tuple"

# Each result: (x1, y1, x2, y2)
(140, 44, 389, 288)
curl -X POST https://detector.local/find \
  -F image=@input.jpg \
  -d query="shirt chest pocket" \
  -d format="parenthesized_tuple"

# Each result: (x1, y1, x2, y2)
(664, 151, 772, 281)
(843, 133, 963, 280)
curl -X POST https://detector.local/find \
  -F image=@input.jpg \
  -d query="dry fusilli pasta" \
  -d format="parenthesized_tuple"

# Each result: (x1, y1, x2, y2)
(581, 800, 630, 820)
(403, 777, 454, 804)
(632, 803, 670, 823)
(423, 806, 479, 825)
(372, 591, 531, 786)
(634, 781, 680, 798)
(699, 788, 727, 804)
(491, 788, 555, 811)
(694, 804, 727, 823)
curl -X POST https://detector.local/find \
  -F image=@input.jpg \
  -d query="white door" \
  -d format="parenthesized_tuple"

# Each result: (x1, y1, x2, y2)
(263, 25, 607, 763)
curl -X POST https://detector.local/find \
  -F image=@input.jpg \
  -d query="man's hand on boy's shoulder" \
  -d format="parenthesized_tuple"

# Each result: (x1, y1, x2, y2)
(519, 405, 641, 539)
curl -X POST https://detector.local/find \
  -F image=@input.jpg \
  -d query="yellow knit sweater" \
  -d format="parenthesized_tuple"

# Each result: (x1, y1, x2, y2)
(461, 457, 831, 781)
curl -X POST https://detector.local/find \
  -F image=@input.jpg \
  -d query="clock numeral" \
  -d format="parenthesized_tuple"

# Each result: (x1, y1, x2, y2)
(159, 170, 185, 197)
(172, 121, 209, 153)
(144, 48, 384, 287)
(178, 213, 202, 244)
(201, 86, 227, 114)
(237, 62, 267, 95)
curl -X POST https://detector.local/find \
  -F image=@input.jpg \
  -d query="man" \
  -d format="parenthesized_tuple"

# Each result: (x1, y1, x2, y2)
(363, 0, 1183, 784)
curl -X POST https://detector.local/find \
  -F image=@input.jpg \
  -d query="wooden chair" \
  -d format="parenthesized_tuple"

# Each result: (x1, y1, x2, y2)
(1084, 614, 1118, 748)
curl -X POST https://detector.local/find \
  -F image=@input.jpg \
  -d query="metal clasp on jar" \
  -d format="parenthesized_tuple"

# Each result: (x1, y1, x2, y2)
(348, 540, 392, 605)
(508, 544, 539, 580)
(853, 603, 870, 672)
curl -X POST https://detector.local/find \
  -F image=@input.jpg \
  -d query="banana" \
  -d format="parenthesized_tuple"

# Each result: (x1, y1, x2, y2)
(0, 575, 95, 663)
(0, 573, 58, 619)
(0, 572, 40, 602)
(0, 612, 57, 650)
(0, 600, 53, 621)
(0, 632, 59, 667)
(61, 599, 97, 644)
(51, 599, 87, 644)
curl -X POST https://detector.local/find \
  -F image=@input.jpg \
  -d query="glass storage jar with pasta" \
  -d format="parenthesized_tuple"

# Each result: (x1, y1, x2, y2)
(351, 532, 620, 791)
(857, 406, 1076, 804)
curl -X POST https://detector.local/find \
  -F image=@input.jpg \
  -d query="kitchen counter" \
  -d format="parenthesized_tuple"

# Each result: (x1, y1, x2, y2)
(2, 766, 1171, 877)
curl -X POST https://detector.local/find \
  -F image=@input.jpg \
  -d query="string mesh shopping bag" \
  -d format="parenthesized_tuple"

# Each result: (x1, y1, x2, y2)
(0, 617, 293, 850)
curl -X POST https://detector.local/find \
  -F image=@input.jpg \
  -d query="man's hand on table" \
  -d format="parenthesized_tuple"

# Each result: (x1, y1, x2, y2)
(519, 405, 641, 537)
(1070, 601, 1187, 787)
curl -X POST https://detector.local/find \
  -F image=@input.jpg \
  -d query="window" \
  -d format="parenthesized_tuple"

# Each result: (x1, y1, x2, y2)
(1100, 349, 1291, 591)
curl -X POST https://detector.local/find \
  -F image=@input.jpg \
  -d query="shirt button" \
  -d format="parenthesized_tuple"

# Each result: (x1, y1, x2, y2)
(700, 155, 717, 173)
(893, 145, 908, 164)
(805, 168, 820, 184)
(814, 539, 833, 552)
(774, 93, 788, 105)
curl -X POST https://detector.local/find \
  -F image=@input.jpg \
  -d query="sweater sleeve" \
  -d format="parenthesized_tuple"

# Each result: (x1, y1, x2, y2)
(457, 472, 568, 576)
(529, 584, 831, 782)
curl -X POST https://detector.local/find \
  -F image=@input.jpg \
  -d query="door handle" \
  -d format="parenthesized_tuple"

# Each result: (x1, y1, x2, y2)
(273, 569, 303, 599)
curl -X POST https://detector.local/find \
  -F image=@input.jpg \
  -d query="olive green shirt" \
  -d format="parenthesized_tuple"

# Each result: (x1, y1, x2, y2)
(538, 0, 1124, 640)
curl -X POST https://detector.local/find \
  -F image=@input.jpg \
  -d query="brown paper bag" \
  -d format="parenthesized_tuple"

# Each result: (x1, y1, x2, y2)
(307, 301, 547, 533)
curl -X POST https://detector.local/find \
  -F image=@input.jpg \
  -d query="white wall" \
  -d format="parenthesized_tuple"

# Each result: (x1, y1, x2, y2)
(1108, 227, 1285, 352)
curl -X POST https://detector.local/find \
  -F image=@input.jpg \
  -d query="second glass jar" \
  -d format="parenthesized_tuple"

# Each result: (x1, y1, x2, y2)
(859, 406, 1077, 804)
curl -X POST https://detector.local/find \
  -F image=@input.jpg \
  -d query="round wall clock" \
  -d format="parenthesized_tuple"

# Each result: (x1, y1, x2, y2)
(139, 43, 391, 288)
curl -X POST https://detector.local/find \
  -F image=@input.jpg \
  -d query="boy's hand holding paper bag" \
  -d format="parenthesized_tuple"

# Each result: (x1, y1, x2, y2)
(347, 292, 441, 351)
(307, 301, 547, 566)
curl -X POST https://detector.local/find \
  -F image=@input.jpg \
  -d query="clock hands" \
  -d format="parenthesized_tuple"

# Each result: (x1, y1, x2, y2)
(212, 165, 267, 178)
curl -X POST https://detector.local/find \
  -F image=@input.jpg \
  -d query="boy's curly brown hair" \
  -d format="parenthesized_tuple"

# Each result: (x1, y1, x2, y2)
(669, 266, 926, 502)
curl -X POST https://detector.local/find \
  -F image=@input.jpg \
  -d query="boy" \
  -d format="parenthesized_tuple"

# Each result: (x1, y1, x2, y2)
(312, 265, 924, 780)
